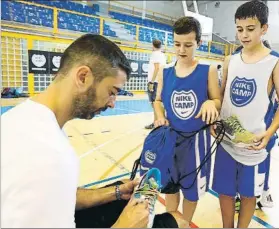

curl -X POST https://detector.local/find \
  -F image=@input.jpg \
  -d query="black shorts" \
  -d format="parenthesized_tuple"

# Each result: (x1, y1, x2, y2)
(147, 82, 158, 103)
(75, 181, 178, 228)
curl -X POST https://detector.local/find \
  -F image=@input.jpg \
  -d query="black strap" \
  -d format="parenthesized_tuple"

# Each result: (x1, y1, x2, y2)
(130, 121, 225, 182)
(130, 158, 141, 180)
(175, 122, 225, 190)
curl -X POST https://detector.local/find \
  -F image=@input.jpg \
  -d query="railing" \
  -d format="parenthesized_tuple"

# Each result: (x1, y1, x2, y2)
(212, 33, 233, 45)
(107, 1, 178, 23)
(1, 0, 235, 57)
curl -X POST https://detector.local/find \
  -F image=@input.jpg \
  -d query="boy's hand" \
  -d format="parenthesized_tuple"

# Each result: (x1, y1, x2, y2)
(154, 117, 169, 128)
(247, 131, 272, 151)
(210, 124, 218, 138)
(195, 100, 219, 124)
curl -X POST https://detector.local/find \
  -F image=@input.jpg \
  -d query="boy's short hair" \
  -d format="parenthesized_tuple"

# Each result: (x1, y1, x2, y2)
(235, 0, 269, 26)
(173, 16, 202, 43)
(152, 39, 162, 49)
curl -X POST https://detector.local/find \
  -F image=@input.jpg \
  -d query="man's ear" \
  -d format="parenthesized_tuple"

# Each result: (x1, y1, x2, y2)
(74, 66, 93, 92)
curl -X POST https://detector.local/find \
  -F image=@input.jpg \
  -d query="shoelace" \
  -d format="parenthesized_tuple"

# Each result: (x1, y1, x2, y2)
(266, 194, 273, 202)
(226, 116, 246, 133)
(134, 182, 160, 213)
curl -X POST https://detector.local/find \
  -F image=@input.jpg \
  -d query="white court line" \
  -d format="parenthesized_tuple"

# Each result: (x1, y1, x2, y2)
(79, 126, 144, 159)
(95, 111, 153, 119)
(114, 107, 143, 113)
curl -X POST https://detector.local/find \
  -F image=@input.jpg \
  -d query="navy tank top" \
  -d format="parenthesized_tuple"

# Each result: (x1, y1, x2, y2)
(161, 63, 210, 132)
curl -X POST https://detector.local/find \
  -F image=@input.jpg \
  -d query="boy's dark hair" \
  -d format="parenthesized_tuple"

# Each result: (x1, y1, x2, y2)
(58, 34, 131, 80)
(152, 39, 162, 49)
(217, 64, 222, 69)
(173, 16, 201, 43)
(235, 0, 269, 26)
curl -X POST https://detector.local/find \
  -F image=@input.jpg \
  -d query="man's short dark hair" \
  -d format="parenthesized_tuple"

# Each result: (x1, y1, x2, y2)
(58, 34, 131, 80)
(173, 16, 202, 43)
(235, 0, 269, 26)
(152, 39, 162, 49)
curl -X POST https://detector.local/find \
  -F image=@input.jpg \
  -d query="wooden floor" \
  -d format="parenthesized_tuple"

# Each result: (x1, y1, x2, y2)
(2, 95, 279, 228)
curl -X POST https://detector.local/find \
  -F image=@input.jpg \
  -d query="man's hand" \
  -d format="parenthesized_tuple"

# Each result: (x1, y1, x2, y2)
(112, 198, 149, 228)
(118, 179, 139, 200)
(247, 131, 272, 151)
(195, 100, 219, 124)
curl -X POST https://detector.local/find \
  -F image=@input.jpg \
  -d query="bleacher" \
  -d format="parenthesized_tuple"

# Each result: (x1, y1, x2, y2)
(1, 0, 225, 55)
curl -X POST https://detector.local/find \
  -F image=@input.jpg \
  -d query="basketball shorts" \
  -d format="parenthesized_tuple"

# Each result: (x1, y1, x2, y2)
(212, 138, 276, 197)
(167, 129, 211, 202)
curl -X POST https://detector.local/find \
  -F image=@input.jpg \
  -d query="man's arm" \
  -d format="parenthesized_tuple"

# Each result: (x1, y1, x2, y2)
(76, 179, 139, 210)
(151, 63, 160, 82)
(76, 187, 117, 210)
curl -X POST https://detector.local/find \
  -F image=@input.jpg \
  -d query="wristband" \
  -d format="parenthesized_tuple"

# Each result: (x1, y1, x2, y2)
(115, 185, 122, 200)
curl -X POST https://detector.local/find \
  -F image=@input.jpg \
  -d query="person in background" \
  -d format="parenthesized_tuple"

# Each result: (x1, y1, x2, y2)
(145, 39, 166, 129)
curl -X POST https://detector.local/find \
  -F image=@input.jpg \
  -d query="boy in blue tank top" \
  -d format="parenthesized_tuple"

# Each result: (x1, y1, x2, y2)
(153, 16, 221, 223)
(212, 1, 279, 227)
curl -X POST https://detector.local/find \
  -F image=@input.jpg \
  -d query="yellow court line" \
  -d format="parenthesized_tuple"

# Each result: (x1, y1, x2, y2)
(99, 143, 143, 180)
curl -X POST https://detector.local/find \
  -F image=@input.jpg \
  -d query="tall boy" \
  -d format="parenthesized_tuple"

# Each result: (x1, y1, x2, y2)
(212, 1, 279, 227)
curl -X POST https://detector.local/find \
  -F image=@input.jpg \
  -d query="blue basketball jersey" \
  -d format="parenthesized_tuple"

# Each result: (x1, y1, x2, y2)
(161, 63, 210, 132)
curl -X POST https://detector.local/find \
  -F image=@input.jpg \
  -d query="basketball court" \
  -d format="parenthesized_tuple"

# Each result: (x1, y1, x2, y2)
(2, 95, 278, 228)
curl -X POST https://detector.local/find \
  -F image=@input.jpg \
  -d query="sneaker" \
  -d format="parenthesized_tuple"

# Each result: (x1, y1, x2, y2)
(134, 168, 161, 228)
(218, 115, 256, 147)
(255, 195, 261, 210)
(235, 195, 241, 212)
(257, 190, 274, 209)
(145, 123, 154, 130)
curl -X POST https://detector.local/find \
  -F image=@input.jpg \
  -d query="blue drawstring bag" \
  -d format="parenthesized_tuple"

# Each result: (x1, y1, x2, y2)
(130, 126, 178, 191)
(130, 122, 225, 193)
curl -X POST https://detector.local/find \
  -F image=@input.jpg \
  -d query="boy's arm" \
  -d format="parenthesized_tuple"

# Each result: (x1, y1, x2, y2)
(220, 55, 231, 100)
(195, 64, 221, 124)
(153, 66, 164, 118)
(153, 66, 169, 126)
(208, 64, 222, 111)
(252, 61, 279, 150)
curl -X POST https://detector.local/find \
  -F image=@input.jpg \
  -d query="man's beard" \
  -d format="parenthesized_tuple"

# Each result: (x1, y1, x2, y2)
(71, 86, 108, 120)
